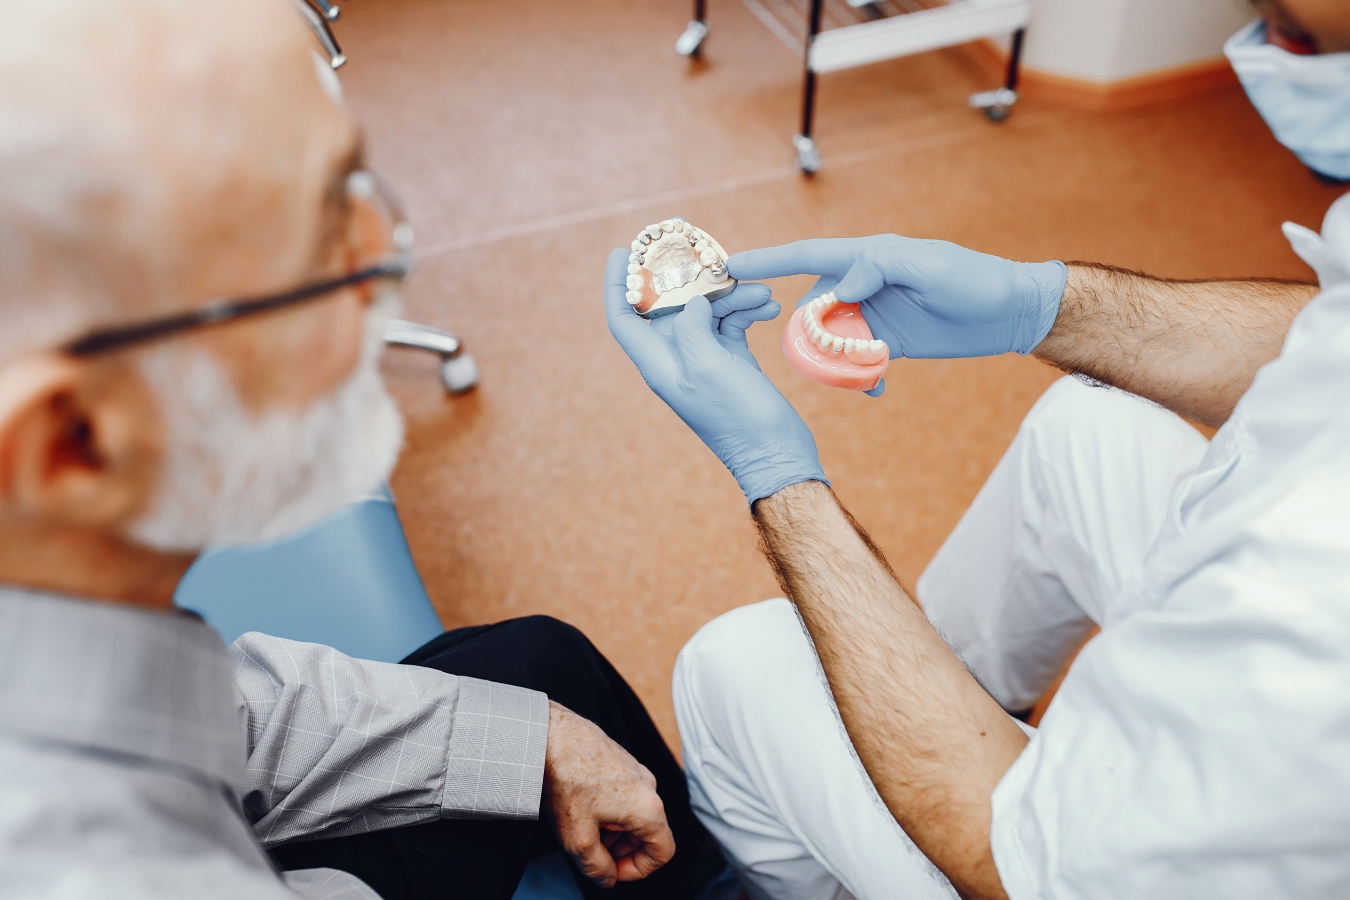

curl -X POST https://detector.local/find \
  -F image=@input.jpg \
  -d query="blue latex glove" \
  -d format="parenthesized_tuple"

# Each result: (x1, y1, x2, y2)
(729, 236, 1068, 396)
(604, 248, 828, 505)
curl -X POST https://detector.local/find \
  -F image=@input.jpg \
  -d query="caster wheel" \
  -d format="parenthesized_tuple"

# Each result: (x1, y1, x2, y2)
(793, 134, 820, 175)
(676, 20, 708, 57)
(440, 354, 479, 395)
(969, 87, 1017, 123)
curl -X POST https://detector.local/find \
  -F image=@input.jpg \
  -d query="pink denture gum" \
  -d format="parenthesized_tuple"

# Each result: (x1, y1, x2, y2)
(783, 291, 889, 392)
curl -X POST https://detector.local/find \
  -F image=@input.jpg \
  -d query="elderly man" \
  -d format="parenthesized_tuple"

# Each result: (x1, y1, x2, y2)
(607, 1, 1350, 897)
(0, 2, 727, 898)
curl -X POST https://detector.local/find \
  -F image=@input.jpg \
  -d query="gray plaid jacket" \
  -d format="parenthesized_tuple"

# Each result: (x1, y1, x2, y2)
(0, 586, 549, 898)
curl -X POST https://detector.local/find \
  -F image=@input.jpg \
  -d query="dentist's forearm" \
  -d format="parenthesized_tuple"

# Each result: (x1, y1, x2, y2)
(753, 481, 1026, 900)
(1034, 264, 1317, 427)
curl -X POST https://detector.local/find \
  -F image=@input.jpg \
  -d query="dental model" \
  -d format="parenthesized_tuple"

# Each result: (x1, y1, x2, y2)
(627, 219, 736, 319)
(783, 291, 889, 392)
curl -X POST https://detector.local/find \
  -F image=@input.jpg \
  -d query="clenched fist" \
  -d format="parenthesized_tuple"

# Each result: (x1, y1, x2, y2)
(543, 701, 676, 888)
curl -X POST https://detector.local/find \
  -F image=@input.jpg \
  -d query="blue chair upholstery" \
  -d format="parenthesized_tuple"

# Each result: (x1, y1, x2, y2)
(174, 488, 581, 900)
(175, 487, 443, 660)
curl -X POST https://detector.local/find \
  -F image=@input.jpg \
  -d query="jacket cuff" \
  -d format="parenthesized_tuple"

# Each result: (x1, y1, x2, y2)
(441, 677, 549, 820)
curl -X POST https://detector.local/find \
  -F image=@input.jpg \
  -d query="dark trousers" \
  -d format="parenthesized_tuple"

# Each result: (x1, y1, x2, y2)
(270, 617, 718, 900)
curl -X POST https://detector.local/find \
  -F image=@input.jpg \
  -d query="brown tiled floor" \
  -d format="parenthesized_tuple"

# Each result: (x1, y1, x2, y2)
(337, 0, 1341, 750)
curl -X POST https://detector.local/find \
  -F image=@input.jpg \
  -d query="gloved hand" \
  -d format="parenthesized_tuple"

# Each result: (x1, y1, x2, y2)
(604, 248, 828, 505)
(729, 236, 1067, 395)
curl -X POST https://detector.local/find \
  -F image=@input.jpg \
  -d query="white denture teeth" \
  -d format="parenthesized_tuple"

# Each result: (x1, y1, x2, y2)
(800, 293, 886, 357)
(626, 290, 642, 305)
(629, 219, 736, 319)
(844, 338, 888, 364)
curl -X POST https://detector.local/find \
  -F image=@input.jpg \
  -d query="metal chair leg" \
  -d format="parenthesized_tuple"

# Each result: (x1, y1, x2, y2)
(292, 0, 346, 68)
(794, 0, 824, 174)
(676, 0, 709, 57)
(384, 319, 479, 395)
(307, 0, 340, 21)
(969, 27, 1025, 122)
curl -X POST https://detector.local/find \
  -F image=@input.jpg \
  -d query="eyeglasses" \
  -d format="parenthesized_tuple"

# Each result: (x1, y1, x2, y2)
(64, 169, 413, 358)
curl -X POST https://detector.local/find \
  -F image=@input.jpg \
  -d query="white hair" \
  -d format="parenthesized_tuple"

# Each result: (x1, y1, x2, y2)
(0, 0, 307, 361)
(0, 0, 405, 551)
(131, 291, 405, 551)
(0, 106, 138, 361)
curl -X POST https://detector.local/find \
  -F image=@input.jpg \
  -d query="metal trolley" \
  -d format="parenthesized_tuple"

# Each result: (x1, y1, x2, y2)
(677, 0, 1032, 174)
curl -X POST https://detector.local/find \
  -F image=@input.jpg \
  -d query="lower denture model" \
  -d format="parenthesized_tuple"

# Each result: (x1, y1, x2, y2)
(627, 219, 736, 319)
(783, 291, 889, 392)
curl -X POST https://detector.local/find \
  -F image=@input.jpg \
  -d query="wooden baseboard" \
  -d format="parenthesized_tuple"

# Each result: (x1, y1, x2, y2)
(967, 39, 1239, 112)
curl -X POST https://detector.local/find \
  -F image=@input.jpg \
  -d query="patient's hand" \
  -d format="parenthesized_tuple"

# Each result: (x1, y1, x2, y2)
(543, 701, 675, 887)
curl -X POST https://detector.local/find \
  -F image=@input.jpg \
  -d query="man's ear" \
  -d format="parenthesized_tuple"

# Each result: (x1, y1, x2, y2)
(0, 352, 162, 532)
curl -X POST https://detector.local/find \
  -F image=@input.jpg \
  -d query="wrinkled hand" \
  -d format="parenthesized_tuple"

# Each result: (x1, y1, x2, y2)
(605, 247, 827, 505)
(729, 235, 1067, 395)
(544, 702, 674, 888)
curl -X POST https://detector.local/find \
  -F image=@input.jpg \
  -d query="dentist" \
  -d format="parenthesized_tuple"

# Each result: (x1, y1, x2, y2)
(606, 0, 1350, 897)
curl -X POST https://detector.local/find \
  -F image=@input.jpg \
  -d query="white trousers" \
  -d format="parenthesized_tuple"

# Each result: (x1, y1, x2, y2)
(673, 378, 1210, 899)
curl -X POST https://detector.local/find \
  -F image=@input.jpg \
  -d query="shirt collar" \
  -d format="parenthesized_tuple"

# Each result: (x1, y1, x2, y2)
(0, 585, 245, 792)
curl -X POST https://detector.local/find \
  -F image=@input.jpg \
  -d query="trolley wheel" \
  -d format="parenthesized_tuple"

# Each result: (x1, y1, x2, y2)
(440, 353, 480, 395)
(676, 20, 709, 57)
(793, 134, 821, 175)
(984, 104, 1012, 123)
(969, 87, 1018, 124)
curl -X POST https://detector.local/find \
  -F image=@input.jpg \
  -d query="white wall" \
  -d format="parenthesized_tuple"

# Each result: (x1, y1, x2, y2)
(1020, 0, 1256, 83)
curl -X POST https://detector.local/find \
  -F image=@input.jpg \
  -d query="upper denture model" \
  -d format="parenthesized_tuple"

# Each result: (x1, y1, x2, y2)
(783, 291, 889, 392)
(627, 219, 736, 319)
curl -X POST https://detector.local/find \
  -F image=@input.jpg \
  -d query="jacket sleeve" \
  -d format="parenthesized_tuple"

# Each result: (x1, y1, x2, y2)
(230, 632, 549, 847)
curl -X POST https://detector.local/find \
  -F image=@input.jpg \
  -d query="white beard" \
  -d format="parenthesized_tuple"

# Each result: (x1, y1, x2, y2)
(129, 294, 405, 551)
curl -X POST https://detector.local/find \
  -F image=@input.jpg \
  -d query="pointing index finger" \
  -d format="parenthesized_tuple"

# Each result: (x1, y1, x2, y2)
(727, 238, 860, 282)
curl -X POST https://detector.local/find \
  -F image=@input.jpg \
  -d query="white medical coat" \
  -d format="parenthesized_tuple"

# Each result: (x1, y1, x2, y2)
(991, 193, 1350, 897)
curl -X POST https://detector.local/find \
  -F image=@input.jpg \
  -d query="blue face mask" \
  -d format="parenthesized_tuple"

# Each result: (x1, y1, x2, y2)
(1225, 20, 1350, 181)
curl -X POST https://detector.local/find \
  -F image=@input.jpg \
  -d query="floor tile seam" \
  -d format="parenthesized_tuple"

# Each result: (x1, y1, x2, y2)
(417, 110, 1057, 258)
